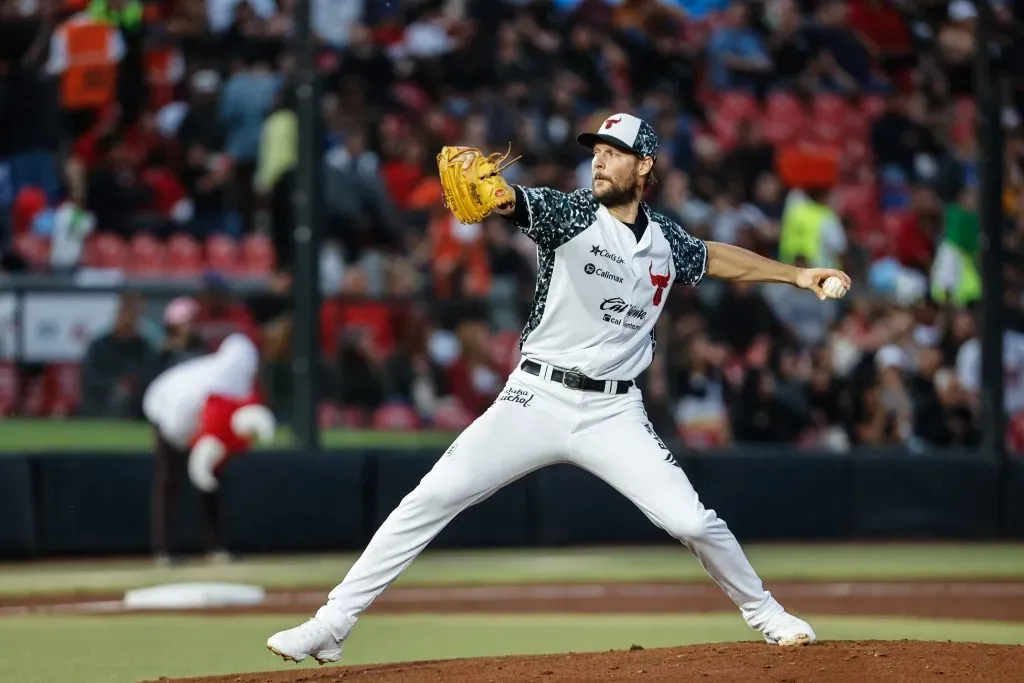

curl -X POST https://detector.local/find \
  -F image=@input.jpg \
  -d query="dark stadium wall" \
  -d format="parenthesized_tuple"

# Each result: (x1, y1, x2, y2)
(0, 450, 1021, 558)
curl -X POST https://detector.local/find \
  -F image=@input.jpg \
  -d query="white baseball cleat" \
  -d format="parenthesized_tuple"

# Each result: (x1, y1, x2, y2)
(757, 611, 816, 646)
(266, 618, 343, 664)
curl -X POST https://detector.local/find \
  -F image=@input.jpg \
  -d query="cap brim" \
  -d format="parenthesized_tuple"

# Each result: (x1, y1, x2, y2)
(577, 132, 641, 156)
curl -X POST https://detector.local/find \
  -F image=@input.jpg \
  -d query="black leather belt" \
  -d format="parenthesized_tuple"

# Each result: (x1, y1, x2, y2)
(520, 360, 632, 394)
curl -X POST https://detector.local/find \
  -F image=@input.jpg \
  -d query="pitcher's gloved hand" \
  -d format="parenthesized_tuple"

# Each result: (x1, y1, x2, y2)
(436, 145, 521, 224)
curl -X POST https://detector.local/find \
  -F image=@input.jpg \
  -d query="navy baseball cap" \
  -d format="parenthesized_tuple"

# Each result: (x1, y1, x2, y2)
(577, 113, 659, 160)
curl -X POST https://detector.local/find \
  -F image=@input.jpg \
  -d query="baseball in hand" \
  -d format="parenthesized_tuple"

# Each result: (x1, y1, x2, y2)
(822, 276, 848, 299)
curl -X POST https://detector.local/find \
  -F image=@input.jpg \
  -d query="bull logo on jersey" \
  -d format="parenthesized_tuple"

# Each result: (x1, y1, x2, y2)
(603, 117, 622, 130)
(649, 263, 670, 306)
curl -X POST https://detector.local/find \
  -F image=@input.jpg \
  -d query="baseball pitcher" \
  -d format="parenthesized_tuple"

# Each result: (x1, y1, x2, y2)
(268, 113, 851, 663)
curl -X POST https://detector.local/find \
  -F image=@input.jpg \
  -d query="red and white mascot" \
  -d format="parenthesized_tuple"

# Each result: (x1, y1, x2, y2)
(143, 333, 276, 491)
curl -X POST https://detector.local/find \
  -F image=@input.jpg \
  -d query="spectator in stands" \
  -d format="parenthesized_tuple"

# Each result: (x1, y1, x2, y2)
(386, 306, 444, 421)
(86, 137, 156, 235)
(194, 271, 259, 350)
(734, 365, 804, 443)
(255, 83, 297, 267)
(89, 0, 149, 125)
(1, 3, 63, 212)
(152, 296, 206, 375)
(706, 1, 772, 93)
(220, 49, 281, 230)
(672, 326, 732, 448)
(179, 70, 227, 156)
(80, 292, 156, 418)
(446, 315, 503, 418)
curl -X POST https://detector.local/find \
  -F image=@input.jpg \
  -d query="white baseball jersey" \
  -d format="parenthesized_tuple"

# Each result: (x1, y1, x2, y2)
(511, 185, 708, 381)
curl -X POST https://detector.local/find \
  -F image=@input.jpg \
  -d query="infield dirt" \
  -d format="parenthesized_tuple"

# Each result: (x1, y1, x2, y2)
(5, 581, 1023, 681)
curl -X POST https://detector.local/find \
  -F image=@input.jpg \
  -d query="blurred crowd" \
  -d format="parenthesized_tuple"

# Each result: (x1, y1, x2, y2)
(1, 0, 1024, 452)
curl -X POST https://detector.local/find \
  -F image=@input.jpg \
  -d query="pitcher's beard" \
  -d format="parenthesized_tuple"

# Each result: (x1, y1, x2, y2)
(593, 179, 638, 209)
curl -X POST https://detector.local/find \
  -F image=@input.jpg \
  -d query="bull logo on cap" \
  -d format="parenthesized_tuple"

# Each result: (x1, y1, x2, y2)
(604, 117, 622, 130)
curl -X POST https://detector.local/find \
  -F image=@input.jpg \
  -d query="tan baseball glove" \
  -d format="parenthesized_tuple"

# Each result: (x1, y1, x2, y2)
(436, 145, 520, 224)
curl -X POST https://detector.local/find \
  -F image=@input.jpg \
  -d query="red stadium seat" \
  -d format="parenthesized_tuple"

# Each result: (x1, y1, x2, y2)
(951, 97, 977, 146)
(716, 91, 759, 123)
(241, 234, 277, 275)
(318, 402, 343, 428)
(47, 363, 81, 416)
(338, 405, 369, 428)
(432, 398, 474, 431)
(371, 403, 420, 431)
(21, 374, 47, 417)
(127, 233, 165, 275)
(763, 91, 805, 146)
(860, 95, 887, 121)
(205, 235, 241, 275)
(84, 233, 128, 270)
(165, 234, 203, 277)
(833, 183, 878, 230)
(13, 233, 50, 270)
(809, 94, 851, 145)
(491, 330, 522, 372)
(319, 402, 370, 429)
(0, 362, 18, 415)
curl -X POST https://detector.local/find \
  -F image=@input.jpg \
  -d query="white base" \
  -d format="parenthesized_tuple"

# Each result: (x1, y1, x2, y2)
(123, 582, 266, 610)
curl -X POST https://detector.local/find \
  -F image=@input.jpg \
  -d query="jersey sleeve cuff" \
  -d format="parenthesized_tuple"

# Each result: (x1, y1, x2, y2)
(510, 185, 532, 230)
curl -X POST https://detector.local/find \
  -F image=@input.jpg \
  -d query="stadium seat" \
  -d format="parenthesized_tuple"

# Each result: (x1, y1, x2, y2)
(240, 234, 276, 275)
(951, 97, 977, 146)
(21, 374, 47, 417)
(809, 94, 850, 145)
(165, 234, 203, 277)
(0, 362, 18, 415)
(432, 398, 474, 431)
(205, 235, 241, 275)
(371, 403, 420, 431)
(833, 183, 878, 231)
(491, 330, 522, 372)
(317, 402, 343, 428)
(84, 233, 128, 270)
(881, 211, 914, 243)
(13, 233, 50, 270)
(47, 363, 81, 416)
(318, 402, 370, 429)
(763, 91, 805, 145)
(127, 233, 166, 275)
(716, 91, 759, 123)
(860, 95, 887, 121)
(338, 405, 369, 428)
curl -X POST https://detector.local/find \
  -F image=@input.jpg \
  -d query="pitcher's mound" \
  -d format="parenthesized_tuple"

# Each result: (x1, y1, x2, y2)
(165, 640, 1024, 682)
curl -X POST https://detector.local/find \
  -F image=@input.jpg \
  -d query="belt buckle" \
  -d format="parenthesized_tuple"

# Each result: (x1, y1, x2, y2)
(561, 370, 584, 390)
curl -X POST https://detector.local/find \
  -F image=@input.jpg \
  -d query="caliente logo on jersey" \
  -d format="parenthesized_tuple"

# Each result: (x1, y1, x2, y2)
(599, 297, 648, 329)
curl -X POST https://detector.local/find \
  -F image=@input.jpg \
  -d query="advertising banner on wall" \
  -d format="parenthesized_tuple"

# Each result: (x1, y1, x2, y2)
(0, 293, 119, 361)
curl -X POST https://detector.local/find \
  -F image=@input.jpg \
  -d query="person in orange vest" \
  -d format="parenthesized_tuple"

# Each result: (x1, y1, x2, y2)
(45, 4, 125, 113)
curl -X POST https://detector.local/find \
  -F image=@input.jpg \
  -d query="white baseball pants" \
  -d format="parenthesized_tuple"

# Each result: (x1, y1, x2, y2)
(315, 364, 776, 637)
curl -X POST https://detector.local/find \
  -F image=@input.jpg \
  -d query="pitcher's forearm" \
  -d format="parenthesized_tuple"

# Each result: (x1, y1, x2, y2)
(705, 241, 799, 285)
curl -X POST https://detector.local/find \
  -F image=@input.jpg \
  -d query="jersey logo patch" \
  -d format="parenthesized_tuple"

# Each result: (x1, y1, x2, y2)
(649, 262, 670, 305)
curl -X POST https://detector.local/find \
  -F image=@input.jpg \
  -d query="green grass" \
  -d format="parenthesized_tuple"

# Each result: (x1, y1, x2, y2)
(3, 544, 1024, 597)
(2, 613, 1023, 683)
(0, 419, 457, 452)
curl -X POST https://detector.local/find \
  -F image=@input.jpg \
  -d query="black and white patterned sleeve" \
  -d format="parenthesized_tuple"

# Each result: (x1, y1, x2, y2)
(510, 186, 594, 251)
(658, 213, 708, 286)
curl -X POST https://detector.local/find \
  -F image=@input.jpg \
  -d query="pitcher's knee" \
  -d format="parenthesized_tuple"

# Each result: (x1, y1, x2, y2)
(405, 477, 475, 513)
(662, 508, 715, 542)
